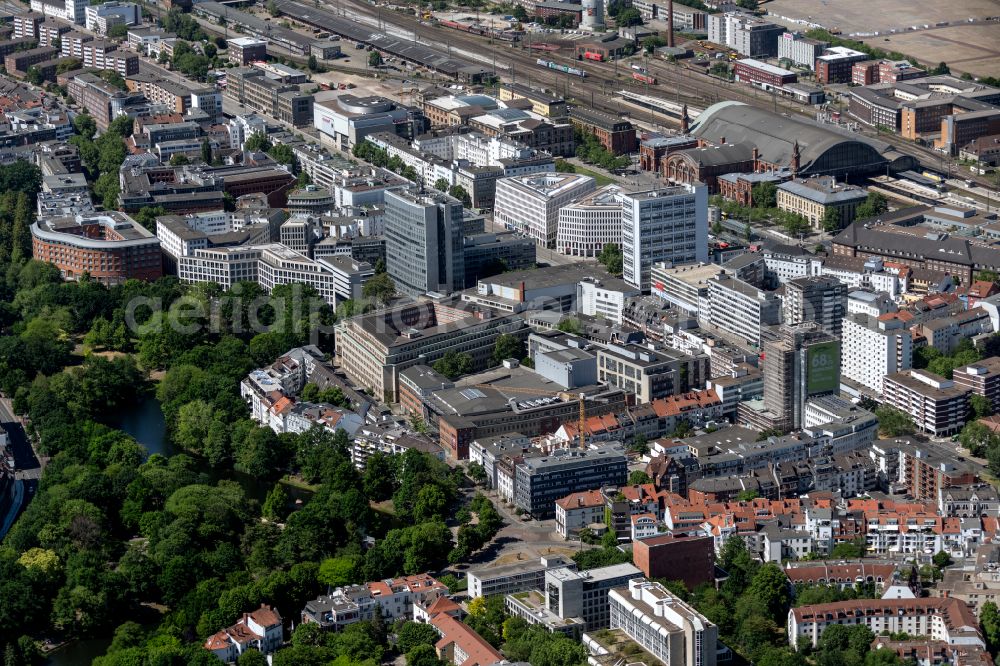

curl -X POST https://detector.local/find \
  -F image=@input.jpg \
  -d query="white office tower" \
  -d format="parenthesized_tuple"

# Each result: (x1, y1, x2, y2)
(556, 184, 624, 258)
(581, 0, 605, 30)
(622, 184, 707, 291)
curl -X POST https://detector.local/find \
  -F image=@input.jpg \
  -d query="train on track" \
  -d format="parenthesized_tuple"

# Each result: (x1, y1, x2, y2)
(536, 58, 586, 77)
(632, 72, 657, 85)
(582, 51, 604, 61)
(437, 19, 520, 41)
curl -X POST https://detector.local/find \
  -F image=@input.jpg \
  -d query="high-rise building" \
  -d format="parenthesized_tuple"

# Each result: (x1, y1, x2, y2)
(842, 313, 912, 395)
(762, 323, 841, 431)
(783, 275, 848, 337)
(622, 184, 707, 291)
(384, 189, 465, 297)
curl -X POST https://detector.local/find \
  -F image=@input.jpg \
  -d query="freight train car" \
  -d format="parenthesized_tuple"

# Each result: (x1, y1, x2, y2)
(536, 58, 586, 77)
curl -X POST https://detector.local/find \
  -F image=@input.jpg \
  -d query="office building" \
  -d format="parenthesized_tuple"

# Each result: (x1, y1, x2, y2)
(384, 189, 465, 297)
(577, 276, 641, 323)
(85, 2, 141, 34)
(706, 271, 782, 348)
(782, 275, 848, 338)
(816, 46, 869, 83)
(507, 563, 644, 632)
(225, 68, 314, 127)
(842, 313, 912, 396)
(832, 211, 1000, 287)
(514, 445, 627, 519)
(469, 108, 574, 157)
(609, 579, 719, 666)
(494, 173, 596, 248)
(734, 59, 798, 90)
(708, 12, 784, 57)
(320, 255, 374, 302)
(466, 556, 576, 599)
(650, 262, 720, 316)
(621, 184, 708, 291)
(762, 324, 841, 432)
(334, 300, 529, 402)
(256, 245, 340, 306)
(30, 0, 86, 24)
(776, 177, 867, 230)
(463, 232, 537, 287)
(567, 107, 638, 155)
(882, 370, 970, 437)
(498, 82, 567, 118)
(313, 94, 426, 151)
(597, 343, 708, 403)
(632, 535, 715, 590)
(556, 185, 625, 258)
(228, 37, 267, 65)
(777, 32, 827, 69)
(31, 211, 162, 285)
(156, 213, 272, 271)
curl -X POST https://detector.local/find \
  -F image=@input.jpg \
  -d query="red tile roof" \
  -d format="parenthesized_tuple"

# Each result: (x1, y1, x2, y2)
(431, 614, 503, 666)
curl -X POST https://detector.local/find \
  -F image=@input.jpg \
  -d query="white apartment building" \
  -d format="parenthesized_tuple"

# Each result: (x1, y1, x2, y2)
(706, 271, 782, 348)
(608, 579, 719, 666)
(842, 313, 912, 395)
(847, 289, 897, 317)
(494, 173, 595, 248)
(31, 0, 86, 24)
(762, 247, 821, 285)
(577, 277, 641, 324)
(622, 185, 708, 291)
(556, 185, 625, 258)
(788, 598, 986, 650)
(882, 369, 971, 437)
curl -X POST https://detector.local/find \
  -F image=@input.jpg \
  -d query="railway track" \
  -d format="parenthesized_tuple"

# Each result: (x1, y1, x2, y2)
(282, 0, 939, 168)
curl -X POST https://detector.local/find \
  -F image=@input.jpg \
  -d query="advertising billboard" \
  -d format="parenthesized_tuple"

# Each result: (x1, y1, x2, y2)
(806, 341, 840, 394)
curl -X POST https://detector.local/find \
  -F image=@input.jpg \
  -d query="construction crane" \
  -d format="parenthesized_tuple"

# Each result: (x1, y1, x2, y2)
(469, 384, 607, 449)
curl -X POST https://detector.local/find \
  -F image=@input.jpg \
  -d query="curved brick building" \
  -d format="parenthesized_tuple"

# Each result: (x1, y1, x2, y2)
(31, 212, 162, 284)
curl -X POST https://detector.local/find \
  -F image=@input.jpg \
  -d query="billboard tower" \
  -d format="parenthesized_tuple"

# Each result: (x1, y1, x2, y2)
(762, 323, 841, 431)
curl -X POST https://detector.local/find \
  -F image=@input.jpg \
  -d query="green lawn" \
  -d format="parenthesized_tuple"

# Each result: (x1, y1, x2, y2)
(572, 164, 617, 186)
